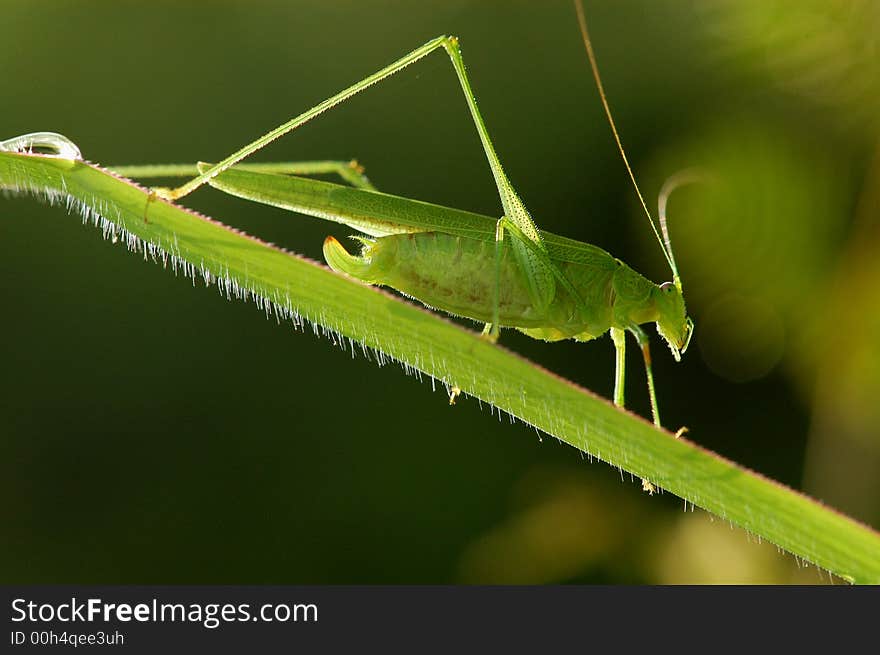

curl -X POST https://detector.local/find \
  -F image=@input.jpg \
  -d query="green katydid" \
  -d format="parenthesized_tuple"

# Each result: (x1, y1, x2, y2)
(115, 3, 694, 429)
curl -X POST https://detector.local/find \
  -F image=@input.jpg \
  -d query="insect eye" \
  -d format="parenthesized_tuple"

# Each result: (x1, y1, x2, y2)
(659, 282, 674, 293)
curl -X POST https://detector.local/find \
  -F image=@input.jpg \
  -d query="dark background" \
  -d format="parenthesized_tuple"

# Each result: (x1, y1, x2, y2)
(2, 0, 877, 583)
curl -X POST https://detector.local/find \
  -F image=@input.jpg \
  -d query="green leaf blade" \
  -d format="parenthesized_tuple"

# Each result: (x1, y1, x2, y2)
(2, 151, 878, 583)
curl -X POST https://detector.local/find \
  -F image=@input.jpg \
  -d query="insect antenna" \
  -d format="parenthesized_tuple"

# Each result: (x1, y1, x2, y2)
(573, 1, 677, 281)
(658, 169, 706, 290)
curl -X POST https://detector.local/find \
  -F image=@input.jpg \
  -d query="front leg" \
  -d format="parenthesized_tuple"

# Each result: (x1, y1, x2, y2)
(627, 324, 660, 428)
(625, 324, 661, 495)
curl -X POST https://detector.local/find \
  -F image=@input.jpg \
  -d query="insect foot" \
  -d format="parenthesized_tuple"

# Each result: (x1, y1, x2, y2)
(151, 186, 178, 201)
(479, 323, 499, 344)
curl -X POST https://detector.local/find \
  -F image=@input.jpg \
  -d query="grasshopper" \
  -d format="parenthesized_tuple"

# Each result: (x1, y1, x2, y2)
(119, 3, 693, 427)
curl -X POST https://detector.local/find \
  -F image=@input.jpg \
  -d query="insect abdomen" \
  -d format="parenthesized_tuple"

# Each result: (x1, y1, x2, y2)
(324, 231, 655, 340)
(325, 232, 546, 325)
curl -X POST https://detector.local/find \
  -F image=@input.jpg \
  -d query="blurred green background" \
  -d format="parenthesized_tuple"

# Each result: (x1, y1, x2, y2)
(2, 0, 878, 584)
